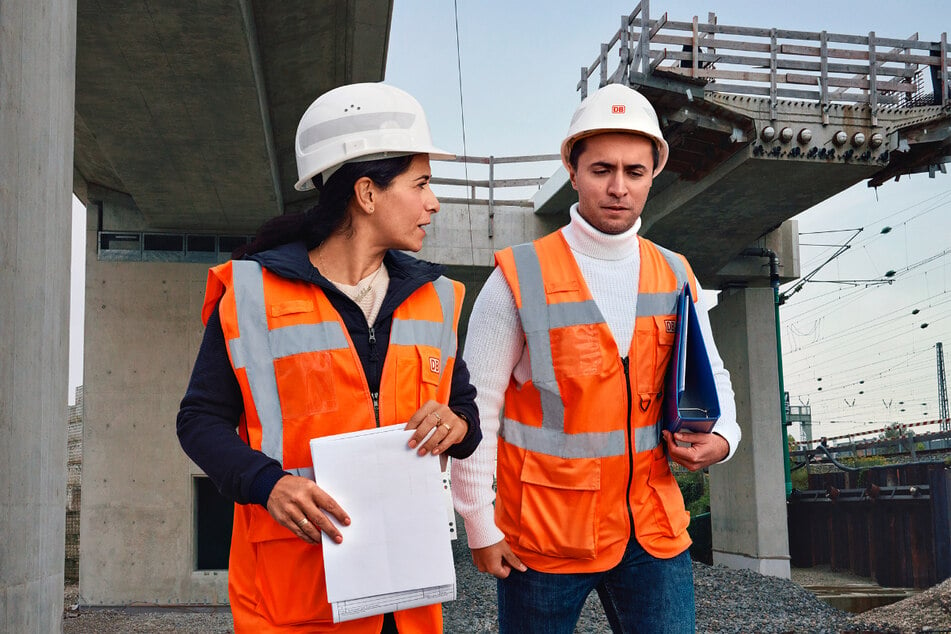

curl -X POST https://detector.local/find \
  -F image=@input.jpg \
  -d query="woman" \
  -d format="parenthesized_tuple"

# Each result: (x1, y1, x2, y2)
(176, 82, 481, 633)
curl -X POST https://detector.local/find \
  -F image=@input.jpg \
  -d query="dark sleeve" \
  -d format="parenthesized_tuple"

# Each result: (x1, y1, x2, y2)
(444, 351, 482, 459)
(176, 305, 287, 507)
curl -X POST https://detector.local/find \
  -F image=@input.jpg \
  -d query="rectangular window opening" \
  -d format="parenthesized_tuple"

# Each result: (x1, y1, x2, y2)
(99, 232, 142, 251)
(144, 234, 184, 252)
(186, 235, 217, 253)
(219, 236, 250, 257)
(194, 476, 233, 570)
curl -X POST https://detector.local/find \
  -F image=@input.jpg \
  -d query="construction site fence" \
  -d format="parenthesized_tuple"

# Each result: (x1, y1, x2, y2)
(788, 462, 951, 588)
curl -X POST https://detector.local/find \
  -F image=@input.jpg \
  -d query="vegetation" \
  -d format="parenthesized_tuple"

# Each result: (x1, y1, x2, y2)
(787, 433, 798, 455)
(880, 423, 902, 439)
(790, 465, 810, 491)
(838, 455, 890, 469)
(675, 469, 710, 515)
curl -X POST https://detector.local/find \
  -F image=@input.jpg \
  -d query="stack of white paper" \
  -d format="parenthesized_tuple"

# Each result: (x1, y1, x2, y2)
(309, 425, 457, 623)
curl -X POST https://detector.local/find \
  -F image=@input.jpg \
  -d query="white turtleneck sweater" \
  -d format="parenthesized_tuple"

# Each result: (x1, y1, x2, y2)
(451, 204, 740, 550)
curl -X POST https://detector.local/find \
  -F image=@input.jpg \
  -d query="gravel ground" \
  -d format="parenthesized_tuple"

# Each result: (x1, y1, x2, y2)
(64, 519, 951, 633)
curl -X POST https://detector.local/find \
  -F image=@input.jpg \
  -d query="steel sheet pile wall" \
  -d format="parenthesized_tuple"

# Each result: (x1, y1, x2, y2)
(788, 462, 951, 588)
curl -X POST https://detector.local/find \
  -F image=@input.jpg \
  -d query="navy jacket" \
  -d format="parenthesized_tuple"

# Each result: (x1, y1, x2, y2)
(177, 242, 481, 507)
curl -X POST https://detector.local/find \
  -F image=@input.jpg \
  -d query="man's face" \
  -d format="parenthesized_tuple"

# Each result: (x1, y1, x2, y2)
(568, 132, 655, 235)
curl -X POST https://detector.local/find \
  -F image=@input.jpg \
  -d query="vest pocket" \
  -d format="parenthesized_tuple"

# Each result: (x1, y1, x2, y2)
(394, 345, 441, 418)
(275, 350, 337, 417)
(516, 453, 601, 559)
(550, 323, 603, 377)
(247, 509, 334, 626)
(645, 445, 690, 538)
(635, 316, 676, 400)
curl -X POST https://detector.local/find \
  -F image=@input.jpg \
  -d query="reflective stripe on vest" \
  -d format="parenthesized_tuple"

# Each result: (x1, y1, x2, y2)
(502, 241, 689, 459)
(227, 260, 457, 466)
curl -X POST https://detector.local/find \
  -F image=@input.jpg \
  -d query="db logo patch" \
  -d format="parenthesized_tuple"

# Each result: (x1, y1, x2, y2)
(429, 357, 440, 373)
(611, 104, 626, 114)
(665, 319, 677, 333)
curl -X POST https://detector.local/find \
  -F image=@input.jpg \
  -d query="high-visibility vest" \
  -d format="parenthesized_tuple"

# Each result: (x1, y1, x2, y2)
(493, 231, 696, 573)
(204, 259, 464, 633)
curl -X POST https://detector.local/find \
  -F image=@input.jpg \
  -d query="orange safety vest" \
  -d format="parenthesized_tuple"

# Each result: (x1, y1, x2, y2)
(203, 259, 464, 633)
(493, 231, 697, 573)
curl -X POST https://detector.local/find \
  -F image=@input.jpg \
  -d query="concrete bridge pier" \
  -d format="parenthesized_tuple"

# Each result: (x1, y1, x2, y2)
(0, 0, 77, 629)
(709, 285, 792, 578)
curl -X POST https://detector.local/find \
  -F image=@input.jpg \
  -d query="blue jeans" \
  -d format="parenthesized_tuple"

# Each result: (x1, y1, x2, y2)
(497, 539, 694, 634)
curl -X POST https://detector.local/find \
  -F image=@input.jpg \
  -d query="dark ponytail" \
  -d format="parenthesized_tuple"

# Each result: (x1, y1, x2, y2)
(235, 154, 416, 258)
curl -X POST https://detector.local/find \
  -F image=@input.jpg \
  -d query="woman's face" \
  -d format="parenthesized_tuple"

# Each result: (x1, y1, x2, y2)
(371, 154, 440, 252)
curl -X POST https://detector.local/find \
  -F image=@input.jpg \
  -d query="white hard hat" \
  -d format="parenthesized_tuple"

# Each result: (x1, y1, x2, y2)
(294, 82, 454, 191)
(560, 83, 669, 177)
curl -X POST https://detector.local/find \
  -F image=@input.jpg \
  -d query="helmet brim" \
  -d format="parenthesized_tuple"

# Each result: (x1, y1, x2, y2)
(560, 129, 669, 177)
(294, 147, 455, 191)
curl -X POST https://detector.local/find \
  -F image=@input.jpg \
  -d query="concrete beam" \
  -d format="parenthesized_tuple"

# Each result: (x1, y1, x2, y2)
(0, 0, 76, 629)
(715, 220, 801, 287)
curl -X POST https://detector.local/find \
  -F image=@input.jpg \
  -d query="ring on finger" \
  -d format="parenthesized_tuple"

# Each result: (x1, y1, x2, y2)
(431, 411, 442, 423)
(297, 517, 310, 528)
(441, 422, 452, 433)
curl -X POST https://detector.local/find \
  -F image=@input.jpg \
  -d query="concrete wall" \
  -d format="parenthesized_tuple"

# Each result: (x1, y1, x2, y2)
(0, 0, 76, 629)
(66, 388, 84, 583)
(418, 201, 564, 267)
(79, 200, 228, 604)
(708, 286, 791, 578)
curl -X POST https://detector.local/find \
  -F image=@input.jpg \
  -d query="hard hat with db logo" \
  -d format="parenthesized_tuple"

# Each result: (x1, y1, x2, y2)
(560, 83, 669, 176)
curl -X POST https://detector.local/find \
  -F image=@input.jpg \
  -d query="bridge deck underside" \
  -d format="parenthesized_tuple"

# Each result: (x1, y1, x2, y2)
(644, 157, 878, 281)
(74, 0, 392, 235)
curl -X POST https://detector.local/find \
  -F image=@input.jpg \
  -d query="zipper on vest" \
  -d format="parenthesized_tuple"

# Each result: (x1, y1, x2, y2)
(369, 327, 381, 426)
(621, 356, 636, 533)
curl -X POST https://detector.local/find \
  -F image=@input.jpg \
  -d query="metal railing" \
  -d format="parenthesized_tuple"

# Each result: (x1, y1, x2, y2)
(431, 153, 561, 237)
(791, 429, 951, 462)
(579, 0, 950, 124)
(431, 154, 559, 208)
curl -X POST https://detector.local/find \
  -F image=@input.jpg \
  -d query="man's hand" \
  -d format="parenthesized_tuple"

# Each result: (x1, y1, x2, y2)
(471, 539, 527, 579)
(266, 474, 351, 545)
(663, 430, 729, 471)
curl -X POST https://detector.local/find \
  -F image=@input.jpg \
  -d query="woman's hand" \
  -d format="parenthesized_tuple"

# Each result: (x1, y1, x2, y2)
(266, 474, 351, 544)
(404, 400, 469, 456)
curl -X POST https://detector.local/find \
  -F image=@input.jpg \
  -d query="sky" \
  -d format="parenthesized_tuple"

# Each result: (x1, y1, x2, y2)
(70, 197, 85, 404)
(776, 176, 950, 441)
(69, 1, 951, 432)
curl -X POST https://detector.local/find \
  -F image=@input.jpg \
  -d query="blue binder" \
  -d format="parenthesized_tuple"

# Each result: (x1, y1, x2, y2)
(662, 283, 720, 434)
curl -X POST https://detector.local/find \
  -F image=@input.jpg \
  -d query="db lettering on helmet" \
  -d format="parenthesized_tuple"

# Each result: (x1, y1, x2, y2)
(665, 319, 676, 333)
(612, 104, 626, 114)
(429, 357, 440, 373)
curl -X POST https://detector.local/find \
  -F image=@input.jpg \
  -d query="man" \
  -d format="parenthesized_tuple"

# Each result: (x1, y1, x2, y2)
(452, 83, 741, 633)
